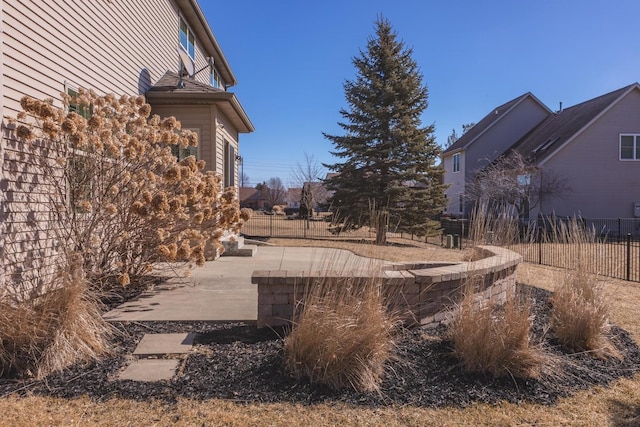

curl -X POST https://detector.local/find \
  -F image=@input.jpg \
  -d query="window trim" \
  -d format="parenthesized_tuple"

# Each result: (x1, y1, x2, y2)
(171, 128, 201, 161)
(179, 16, 196, 59)
(619, 134, 640, 161)
(210, 65, 220, 89)
(224, 140, 236, 188)
(64, 82, 91, 119)
(452, 153, 461, 173)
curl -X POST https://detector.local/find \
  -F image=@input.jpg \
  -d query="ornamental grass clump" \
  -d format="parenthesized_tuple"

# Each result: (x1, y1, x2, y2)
(551, 268, 614, 357)
(284, 273, 400, 393)
(9, 90, 248, 292)
(0, 255, 112, 379)
(448, 282, 547, 379)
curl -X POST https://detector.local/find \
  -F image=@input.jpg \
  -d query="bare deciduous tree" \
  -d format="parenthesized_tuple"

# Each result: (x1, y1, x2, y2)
(291, 152, 328, 217)
(466, 151, 570, 218)
(262, 177, 286, 208)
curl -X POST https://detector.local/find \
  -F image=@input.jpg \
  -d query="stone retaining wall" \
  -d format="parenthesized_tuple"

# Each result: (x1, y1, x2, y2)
(251, 246, 521, 328)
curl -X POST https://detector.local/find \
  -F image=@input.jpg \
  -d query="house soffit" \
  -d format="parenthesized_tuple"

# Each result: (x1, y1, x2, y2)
(146, 71, 255, 133)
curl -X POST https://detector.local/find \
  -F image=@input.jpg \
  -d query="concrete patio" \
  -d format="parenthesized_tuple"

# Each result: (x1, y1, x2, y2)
(104, 246, 387, 323)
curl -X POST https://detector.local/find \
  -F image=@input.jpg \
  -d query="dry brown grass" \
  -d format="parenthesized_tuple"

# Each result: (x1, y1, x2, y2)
(284, 273, 400, 392)
(447, 283, 548, 379)
(2, 240, 640, 426)
(551, 267, 615, 357)
(0, 256, 112, 379)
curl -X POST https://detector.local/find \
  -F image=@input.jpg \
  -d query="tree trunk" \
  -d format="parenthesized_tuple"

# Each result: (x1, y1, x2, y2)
(374, 210, 388, 246)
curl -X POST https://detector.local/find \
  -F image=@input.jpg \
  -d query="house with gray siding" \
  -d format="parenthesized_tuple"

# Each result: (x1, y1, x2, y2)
(442, 92, 551, 216)
(442, 83, 640, 221)
(0, 0, 253, 290)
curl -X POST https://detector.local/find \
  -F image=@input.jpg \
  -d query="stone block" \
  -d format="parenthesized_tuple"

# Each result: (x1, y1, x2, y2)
(272, 304, 294, 318)
(258, 292, 288, 305)
(257, 304, 273, 316)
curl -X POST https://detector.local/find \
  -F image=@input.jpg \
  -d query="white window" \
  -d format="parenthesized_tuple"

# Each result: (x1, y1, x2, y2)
(620, 134, 640, 160)
(453, 153, 461, 172)
(180, 17, 195, 58)
(210, 66, 221, 89)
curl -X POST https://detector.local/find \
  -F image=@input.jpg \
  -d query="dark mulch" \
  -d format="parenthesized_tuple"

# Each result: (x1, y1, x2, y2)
(1, 284, 639, 407)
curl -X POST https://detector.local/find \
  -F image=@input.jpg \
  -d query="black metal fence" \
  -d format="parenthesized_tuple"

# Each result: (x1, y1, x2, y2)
(241, 213, 443, 245)
(241, 213, 640, 283)
(446, 216, 640, 283)
(509, 234, 640, 282)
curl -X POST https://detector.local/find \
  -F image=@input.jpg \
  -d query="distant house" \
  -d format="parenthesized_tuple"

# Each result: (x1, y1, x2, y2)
(442, 93, 551, 216)
(442, 83, 640, 219)
(239, 187, 268, 210)
(0, 0, 253, 290)
(285, 188, 302, 210)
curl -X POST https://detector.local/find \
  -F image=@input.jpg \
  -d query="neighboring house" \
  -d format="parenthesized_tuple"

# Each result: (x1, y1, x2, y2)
(0, 0, 253, 289)
(285, 188, 302, 210)
(442, 83, 640, 220)
(239, 187, 268, 211)
(442, 92, 551, 216)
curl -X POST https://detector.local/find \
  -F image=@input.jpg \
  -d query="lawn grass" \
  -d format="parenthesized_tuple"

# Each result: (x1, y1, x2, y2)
(1, 239, 640, 426)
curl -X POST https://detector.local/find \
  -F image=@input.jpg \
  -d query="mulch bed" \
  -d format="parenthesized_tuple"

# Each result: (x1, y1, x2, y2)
(1, 284, 639, 407)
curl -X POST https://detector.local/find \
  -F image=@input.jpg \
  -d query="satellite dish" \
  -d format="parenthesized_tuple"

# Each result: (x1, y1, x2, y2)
(177, 45, 195, 77)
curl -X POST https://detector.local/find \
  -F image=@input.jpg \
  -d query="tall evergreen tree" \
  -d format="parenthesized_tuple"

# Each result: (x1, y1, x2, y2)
(323, 17, 446, 244)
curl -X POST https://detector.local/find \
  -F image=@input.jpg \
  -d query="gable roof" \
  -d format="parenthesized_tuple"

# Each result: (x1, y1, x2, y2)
(443, 92, 550, 155)
(511, 83, 639, 164)
(146, 71, 255, 133)
(239, 187, 264, 202)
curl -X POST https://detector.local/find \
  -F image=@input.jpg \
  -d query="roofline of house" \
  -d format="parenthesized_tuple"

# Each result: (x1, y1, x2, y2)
(146, 90, 255, 133)
(463, 93, 551, 152)
(176, 0, 238, 87)
(538, 83, 640, 166)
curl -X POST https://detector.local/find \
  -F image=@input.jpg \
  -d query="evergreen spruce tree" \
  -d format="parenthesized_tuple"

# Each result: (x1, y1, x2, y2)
(323, 17, 446, 244)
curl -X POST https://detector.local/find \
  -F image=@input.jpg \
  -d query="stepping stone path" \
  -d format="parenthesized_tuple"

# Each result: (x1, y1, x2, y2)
(118, 333, 195, 382)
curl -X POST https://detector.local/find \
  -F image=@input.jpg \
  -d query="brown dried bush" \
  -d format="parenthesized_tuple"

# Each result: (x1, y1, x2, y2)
(551, 268, 614, 357)
(284, 274, 400, 393)
(9, 90, 247, 291)
(0, 255, 111, 379)
(448, 284, 548, 379)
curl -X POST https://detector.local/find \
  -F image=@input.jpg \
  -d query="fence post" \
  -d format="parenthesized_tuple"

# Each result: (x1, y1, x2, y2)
(618, 218, 622, 241)
(538, 226, 542, 265)
(627, 233, 632, 282)
(270, 214, 273, 237)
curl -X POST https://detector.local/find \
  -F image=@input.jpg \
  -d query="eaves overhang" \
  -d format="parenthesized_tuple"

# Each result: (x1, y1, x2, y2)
(146, 90, 255, 133)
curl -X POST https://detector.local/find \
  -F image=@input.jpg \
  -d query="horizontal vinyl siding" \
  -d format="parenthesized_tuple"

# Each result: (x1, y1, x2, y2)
(543, 89, 640, 218)
(466, 98, 549, 176)
(1, 0, 220, 116)
(150, 104, 214, 170)
(1, 0, 222, 294)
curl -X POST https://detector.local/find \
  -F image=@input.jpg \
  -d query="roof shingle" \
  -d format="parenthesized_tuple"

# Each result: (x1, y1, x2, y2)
(511, 84, 637, 163)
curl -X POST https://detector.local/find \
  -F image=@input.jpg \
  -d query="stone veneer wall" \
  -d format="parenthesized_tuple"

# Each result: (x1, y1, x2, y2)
(251, 246, 521, 328)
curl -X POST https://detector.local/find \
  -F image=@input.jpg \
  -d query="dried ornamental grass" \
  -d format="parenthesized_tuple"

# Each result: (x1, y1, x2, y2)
(284, 275, 400, 393)
(0, 256, 112, 379)
(447, 284, 547, 379)
(551, 268, 615, 357)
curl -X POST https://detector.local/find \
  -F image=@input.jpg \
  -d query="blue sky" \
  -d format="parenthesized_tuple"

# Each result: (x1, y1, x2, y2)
(201, 0, 640, 188)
